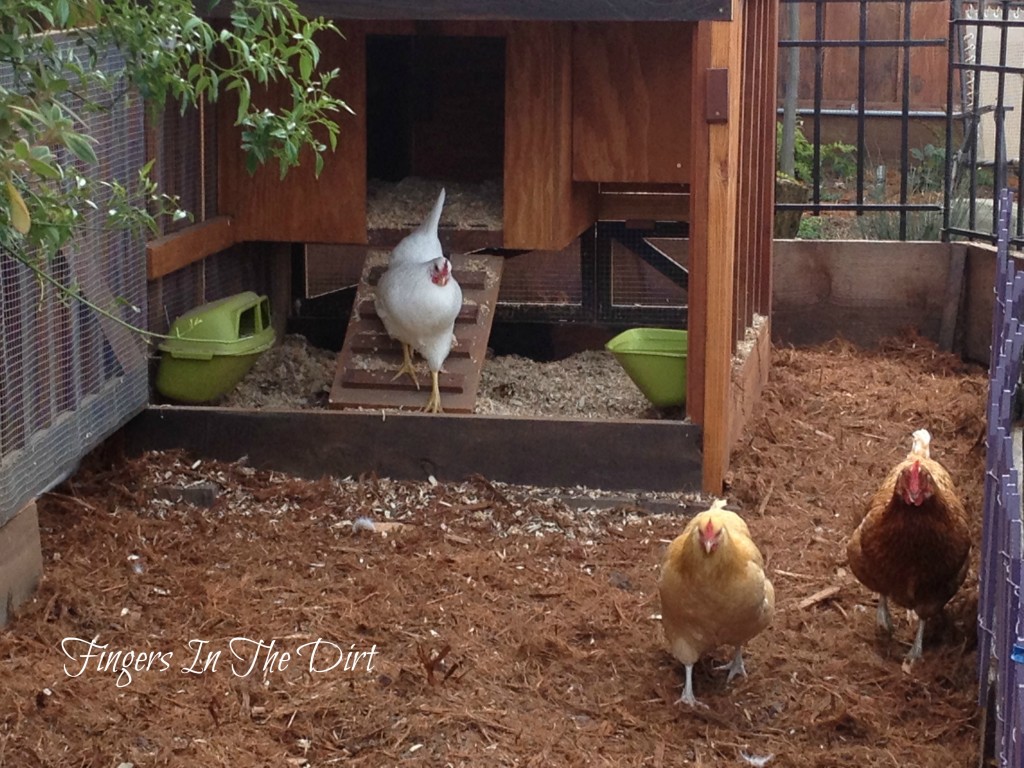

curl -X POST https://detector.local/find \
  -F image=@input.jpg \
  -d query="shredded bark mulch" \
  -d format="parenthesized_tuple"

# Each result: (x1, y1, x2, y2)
(0, 332, 987, 767)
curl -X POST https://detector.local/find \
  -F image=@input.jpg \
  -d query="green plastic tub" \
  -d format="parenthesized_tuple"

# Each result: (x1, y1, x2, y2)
(155, 292, 275, 403)
(605, 328, 688, 408)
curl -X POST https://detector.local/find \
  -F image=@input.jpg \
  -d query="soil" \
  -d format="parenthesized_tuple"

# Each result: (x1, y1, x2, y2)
(0, 332, 988, 767)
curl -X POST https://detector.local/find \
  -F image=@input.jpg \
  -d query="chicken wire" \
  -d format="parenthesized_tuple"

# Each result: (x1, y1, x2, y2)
(0, 37, 149, 526)
(148, 246, 280, 336)
(151, 103, 218, 235)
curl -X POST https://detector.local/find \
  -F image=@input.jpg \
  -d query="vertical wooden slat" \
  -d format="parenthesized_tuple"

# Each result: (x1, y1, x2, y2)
(734, 0, 755, 343)
(757, 0, 779, 316)
(687, 23, 710, 429)
(691, 0, 745, 494)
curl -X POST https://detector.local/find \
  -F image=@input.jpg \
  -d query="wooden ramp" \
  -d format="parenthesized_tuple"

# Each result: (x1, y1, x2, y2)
(329, 253, 504, 412)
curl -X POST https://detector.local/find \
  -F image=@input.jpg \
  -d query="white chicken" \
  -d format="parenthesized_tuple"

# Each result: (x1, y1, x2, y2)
(374, 188, 463, 413)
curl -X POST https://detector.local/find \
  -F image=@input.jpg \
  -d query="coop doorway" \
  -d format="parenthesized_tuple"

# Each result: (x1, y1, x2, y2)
(365, 33, 505, 231)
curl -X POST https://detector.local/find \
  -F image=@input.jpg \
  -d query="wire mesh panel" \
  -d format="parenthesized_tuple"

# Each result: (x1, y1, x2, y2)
(0, 37, 149, 525)
(977, 190, 1024, 768)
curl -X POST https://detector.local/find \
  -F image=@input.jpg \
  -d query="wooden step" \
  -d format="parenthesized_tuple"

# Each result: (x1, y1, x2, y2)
(329, 252, 504, 413)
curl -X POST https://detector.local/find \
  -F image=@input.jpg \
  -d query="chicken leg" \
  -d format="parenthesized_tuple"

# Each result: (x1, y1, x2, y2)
(907, 616, 926, 661)
(423, 370, 443, 413)
(674, 663, 707, 708)
(391, 343, 420, 389)
(876, 595, 894, 633)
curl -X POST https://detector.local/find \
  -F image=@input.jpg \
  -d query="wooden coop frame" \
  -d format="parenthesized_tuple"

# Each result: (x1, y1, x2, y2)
(142, 0, 778, 493)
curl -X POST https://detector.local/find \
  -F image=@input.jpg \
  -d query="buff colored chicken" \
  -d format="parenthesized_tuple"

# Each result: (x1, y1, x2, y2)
(658, 499, 775, 707)
(847, 429, 971, 664)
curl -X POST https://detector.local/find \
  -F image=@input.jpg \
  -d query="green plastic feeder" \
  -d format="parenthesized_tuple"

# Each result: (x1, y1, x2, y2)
(605, 328, 688, 408)
(155, 291, 275, 403)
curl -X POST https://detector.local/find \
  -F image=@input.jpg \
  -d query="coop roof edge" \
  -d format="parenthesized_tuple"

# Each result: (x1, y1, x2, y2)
(200, 0, 731, 23)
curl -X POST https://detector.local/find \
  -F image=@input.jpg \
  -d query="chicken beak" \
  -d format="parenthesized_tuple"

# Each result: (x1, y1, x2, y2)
(703, 538, 715, 554)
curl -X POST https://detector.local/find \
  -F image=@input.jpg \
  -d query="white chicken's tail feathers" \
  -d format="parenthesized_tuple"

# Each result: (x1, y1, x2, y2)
(419, 187, 446, 235)
(909, 428, 932, 459)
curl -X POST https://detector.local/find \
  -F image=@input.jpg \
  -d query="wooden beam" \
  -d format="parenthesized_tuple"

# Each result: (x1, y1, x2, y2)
(690, 4, 744, 494)
(122, 407, 704, 493)
(597, 189, 690, 222)
(201, 1, 732, 22)
(939, 244, 967, 352)
(0, 501, 43, 628)
(504, 22, 598, 250)
(146, 216, 236, 280)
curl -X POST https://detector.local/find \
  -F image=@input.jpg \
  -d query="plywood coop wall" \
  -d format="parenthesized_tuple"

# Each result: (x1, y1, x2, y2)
(144, 0, 779, 492)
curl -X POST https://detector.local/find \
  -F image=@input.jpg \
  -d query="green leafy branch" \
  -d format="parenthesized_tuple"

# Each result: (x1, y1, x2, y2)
(0, 0, 349, 265)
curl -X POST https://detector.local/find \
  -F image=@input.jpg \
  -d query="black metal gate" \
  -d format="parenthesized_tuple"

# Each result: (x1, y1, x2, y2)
(945, 0, 1024, 248)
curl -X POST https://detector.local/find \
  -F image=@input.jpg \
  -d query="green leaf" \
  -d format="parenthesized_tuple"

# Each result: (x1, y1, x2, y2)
(27, 158, 63, 180)
(64, 133, 98, 165)
(235, 80, 251, 124)
(7, 180, 31, 234)
(54, 0, 70, 26)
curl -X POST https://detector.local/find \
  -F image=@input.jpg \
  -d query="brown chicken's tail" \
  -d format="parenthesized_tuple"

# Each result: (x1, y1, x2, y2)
(909, 428, 931, 460)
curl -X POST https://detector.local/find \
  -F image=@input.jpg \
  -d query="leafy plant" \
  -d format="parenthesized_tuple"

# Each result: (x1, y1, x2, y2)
(777, 121, 858, 183)
(909, 143, 946, 193)
(821, 140, 857, 180)
(777, 120, 814, 183)
(0, 0, 351, 338)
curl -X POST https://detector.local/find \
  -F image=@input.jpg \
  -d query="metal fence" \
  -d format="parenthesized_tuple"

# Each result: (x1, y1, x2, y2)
(0, 38, 149, 526)
(946, 0, 1024, 247)
(978, 189, 1024, 767)
(777, 0, 949, 239)
(777, 0, 1024, 246)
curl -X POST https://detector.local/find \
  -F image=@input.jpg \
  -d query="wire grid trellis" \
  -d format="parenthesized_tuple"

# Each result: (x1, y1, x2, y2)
(0, 37, 149, 525)
(145, 94, 224, 335)
(777, 0, 950, 239)
(946, 0, 1024, 247)
(978, 189, 1024, 768)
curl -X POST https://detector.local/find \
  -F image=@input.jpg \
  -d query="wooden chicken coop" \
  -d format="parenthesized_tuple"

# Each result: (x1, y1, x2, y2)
(141, 0, 778, 493)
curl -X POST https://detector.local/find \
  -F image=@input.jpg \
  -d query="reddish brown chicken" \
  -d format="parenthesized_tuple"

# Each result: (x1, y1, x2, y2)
(846, 429, 971, 664)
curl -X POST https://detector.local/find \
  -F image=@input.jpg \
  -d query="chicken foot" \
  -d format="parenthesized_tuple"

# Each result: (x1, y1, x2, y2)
(391, 343, 420, 389)
(714, 646, 748, 684)
(423, 370, 444, 413)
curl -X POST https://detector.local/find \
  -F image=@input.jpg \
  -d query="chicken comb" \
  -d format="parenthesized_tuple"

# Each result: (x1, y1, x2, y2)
(909, 429, 932, 460)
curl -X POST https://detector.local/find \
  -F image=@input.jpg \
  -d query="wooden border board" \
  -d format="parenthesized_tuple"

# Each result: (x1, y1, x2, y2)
(329, 253, 504, 413)
(122, 407, 703, 492)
